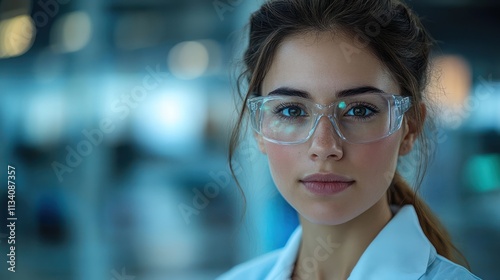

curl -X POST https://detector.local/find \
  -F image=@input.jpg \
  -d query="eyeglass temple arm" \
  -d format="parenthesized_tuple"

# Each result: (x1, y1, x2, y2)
(396, 96, 412, 113)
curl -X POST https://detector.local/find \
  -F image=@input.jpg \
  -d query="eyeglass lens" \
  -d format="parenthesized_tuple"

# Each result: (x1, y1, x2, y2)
(258, 94, 394, 144)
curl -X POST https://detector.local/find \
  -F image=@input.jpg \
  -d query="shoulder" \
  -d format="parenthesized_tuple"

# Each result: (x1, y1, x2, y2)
(217, 226, 302, 280)
(422, 254, 483, 280)
(216, 249, 283, 280)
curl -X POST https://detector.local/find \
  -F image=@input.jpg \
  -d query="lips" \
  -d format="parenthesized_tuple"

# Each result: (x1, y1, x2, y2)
(300, 173, 354, 195)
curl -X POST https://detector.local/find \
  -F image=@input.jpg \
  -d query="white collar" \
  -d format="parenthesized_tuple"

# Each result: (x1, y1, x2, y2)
(265, 205, 435, 280)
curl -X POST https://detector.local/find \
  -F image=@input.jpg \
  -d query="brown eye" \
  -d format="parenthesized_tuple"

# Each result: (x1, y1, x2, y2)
(345, 105, 376, 118)
(282, 106, 305, 117)
(288, 107, 301, 117)
(352, 106, 367, 116)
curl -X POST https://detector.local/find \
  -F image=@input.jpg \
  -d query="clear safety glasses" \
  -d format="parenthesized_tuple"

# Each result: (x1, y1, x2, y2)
(247, 93, 412, 145)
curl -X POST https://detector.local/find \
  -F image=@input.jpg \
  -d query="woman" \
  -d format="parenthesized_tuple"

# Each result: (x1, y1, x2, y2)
(219, 0, 481, 279)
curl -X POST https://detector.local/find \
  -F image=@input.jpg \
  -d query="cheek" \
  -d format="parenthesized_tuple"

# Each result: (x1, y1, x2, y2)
(349, 135, 401, 184)
(264, 143, 304, 186)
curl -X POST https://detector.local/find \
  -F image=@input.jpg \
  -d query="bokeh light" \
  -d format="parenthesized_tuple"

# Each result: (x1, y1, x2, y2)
(131, 86, 207, 157)
(0, 15, 35, 58)
(428, 55, 473, 127)
(168, 41, 209, 80)
(23, 92, 66, 146)
(51, 11, 92, 53)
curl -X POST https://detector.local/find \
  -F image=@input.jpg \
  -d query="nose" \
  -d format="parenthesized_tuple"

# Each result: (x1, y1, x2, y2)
(308, 116, 343, 161)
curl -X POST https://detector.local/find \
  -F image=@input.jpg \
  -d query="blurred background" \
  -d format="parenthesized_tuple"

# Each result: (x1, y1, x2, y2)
(0, 0, 499, 279)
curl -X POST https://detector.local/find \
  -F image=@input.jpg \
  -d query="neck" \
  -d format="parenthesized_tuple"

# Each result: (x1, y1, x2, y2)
(292, 199, 393, 280)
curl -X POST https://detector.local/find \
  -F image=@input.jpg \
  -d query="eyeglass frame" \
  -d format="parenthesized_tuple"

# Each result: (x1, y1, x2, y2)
(246, 93, 412, 145)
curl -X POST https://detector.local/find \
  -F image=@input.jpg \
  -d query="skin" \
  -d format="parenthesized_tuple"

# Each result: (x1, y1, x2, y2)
(256, 31, 420, 280)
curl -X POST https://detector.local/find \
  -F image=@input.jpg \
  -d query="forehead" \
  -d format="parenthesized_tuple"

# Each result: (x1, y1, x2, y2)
(261, 31, 399, 99)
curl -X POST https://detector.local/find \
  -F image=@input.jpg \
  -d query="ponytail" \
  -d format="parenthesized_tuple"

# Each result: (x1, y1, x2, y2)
(388, 172, 470, 269)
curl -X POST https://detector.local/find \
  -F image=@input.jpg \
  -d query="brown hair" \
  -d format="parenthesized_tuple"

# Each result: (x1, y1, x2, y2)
(229, 0, 470, 269)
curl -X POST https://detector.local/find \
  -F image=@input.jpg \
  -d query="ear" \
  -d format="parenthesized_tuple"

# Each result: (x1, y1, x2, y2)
(399, 103, 426, 156)
(254, 132, 267, 154)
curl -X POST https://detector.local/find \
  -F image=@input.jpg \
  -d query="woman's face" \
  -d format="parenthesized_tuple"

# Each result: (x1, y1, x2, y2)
(258, 32, 415, 225)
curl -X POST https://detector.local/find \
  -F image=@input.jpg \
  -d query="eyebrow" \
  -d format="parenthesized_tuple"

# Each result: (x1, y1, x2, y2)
(267, 86, 385, 98)
(338, 86, 385, 97)
(267, 87, 310, 98)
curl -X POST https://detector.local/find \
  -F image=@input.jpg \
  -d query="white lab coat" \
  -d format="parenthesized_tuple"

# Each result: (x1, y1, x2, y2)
(217, 205, 482, 280)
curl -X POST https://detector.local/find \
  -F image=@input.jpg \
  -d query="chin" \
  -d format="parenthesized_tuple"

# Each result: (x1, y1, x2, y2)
(298, 202, 359, 226)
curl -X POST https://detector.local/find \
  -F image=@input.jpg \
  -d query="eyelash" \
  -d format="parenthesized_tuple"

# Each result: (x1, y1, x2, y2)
(343, 102, 380, 120)
(271, 101, 380, 121)
(273, 102, 308, 119)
